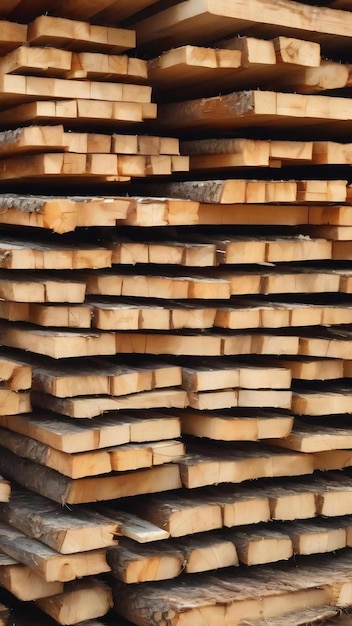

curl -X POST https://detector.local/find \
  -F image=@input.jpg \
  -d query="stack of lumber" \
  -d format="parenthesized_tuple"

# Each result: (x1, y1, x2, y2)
(0, 126, 187, 184)
(0, 12, 189, 187)
(0, 6, 187, 626)
(113, 1, 352, 625)
(0, 0, 352, 625)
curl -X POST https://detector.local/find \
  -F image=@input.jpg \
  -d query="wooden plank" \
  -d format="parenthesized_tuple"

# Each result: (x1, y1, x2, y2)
(0, 236, 111, 269)
(108, 474, 352, 542)
(0, 75, 151, 111)
(293, 387, 352, 415)
(27, 15, 136, 53)
(0, 195, 193, 233)
(85, 269, 231, 300)
(181, 137, 311, 166)
(182, 361, 291, 391)
(148, 45, 242, 99)
(108, 236, 216, 265)
(216, 300, 352, 330)
(232, 520, 347, 565)
(0, 409, 181, 453)
(0, 21, 27, 54)
(0, 46, 72, 77)
(252, 474, 352, 520)
(0, 323, 115, 359)
(222, 32, 320, 68)
(299, 330, 352, 360)
(137, 179, 316, 203)
(68, 52, 147, 82)
(0, 153, 125, 183)
(0, 412, 131, 454)
(181, 409, 293, 441)
(120, 492, 225, 538)
(169, 533, 238, 574)
(158, 90, 352, 137)
(195, 204, 309, 227)
(107, 538, 185, 583)
(269, 357, 344, 380)
(0, 125, 65, 156)
(188, 389, 292, 411)
(0, 426, 113, 478)
(319, 476, 352, 516)
(284, 473, 352, 518)
(30, 356, 181, 398)
(0, 271, 87, 303)
(11, 303, 92, 328)
(179, 444, 313, 489)
(0, 552, 62, 601)
(135, 0, 352, 54)
(278, 518, 347, 556)
(109, 440, 185, 472)
(115, 331, 299, 357)
(108, 534, 238, 583)
(203, 236, 332, 264)
(228, 526, 293, 565)
(0, 99, 151, 129)
(36, 579, 113, 624)
(314, 449, 352, 472)
(31, 388, 187, 418)
(91, 300, 216, 331)
(0, 488, 120, 553)
(0, 448, 182, 504)
(113, 550, 352, 625)
(0, 195, 314, 231)
(0, 520, 110, 582)
(269, 421, 352, 453)
(149, 43, 348, 99)
(0, 194, 132, 234)
(312, 141, 352, 165)
(115, 134, 152, 154)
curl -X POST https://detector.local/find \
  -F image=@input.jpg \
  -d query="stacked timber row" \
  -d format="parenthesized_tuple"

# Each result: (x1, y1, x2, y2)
(0, 0, 351, 625)
(0, 3, 188, 625)
(113, 1, 352, 624)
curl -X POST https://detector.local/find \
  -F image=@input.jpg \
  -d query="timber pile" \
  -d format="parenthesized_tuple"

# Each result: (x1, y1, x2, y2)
(114, 1, 352, 625)
(0, 1, 352, 626)
(0, 12, 190, 186)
